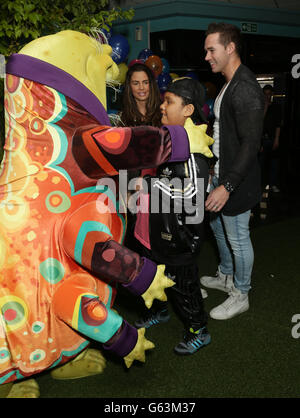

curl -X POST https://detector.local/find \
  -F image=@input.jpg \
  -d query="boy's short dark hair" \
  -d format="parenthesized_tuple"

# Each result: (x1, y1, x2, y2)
(166, 77, 207, 124)
(206, 22, 243, 57)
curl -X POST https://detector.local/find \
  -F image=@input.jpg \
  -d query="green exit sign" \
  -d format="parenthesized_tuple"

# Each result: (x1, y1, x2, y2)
(241, 22, 258, 33)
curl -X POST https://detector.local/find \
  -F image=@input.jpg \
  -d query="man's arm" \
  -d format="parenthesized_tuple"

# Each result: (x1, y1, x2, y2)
(206, 80, 264, 212)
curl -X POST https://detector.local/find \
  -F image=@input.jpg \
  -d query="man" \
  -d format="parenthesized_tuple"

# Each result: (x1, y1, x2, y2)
(200, 22, 264, 320)
(260, 84, 282, 192)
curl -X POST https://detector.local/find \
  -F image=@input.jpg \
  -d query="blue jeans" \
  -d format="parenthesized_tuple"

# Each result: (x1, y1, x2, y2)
(209, 176, 254, 294)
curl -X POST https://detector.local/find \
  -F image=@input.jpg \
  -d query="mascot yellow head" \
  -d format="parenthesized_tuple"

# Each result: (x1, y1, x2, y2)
(19, 30, 119, 110)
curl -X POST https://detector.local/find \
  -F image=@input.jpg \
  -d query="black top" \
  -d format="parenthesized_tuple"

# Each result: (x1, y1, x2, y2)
(218, 64, 265, 216)
(146, 154, 209, 265)
(263, 103, 281, 142)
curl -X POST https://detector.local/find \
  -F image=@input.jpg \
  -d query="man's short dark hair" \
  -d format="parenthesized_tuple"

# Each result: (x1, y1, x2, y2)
(206, 22, 243, 57)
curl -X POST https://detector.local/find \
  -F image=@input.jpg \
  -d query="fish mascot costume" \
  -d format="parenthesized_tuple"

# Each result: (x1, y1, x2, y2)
(0, 30, 213, 397)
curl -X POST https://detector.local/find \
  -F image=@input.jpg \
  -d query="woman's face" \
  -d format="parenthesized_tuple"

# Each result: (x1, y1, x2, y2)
(130, 71, 150, 103)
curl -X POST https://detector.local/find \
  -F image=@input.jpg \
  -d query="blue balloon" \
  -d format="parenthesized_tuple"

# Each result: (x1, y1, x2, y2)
(161, 58, 170, 74)
(101, 27, 112, 41)
(137, 48, 153, 62)
(157, 72, 172, 92)
(109, 34, 129, 64)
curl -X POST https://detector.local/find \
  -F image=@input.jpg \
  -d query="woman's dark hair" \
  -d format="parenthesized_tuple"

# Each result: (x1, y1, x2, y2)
(121, 63, 162, 127)
(206, 22, 243, 57)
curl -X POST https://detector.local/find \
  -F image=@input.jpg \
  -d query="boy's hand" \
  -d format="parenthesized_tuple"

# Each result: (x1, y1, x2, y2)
(184, 118, 214, 157)
(141, 265, 175, 309)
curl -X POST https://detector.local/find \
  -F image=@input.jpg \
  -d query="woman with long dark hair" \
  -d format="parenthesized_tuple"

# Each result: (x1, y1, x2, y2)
(120, 62, 162, 127)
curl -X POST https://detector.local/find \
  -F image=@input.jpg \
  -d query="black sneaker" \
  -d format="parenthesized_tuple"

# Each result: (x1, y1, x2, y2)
(134, 310, 170, 329)
(174, 327, 211, 355)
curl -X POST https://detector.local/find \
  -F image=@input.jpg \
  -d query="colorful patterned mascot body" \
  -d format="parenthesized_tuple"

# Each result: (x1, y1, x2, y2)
(0, 31, 212, 395)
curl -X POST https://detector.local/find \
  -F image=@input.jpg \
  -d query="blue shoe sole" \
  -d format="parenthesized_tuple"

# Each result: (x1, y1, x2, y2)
(173, 334, 211, 355)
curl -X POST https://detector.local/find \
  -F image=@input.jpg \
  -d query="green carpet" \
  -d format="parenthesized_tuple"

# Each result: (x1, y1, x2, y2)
(4, 216, 300, 398)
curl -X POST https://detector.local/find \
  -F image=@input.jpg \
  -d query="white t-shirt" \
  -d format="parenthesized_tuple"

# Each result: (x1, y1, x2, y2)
(212, 82, 230, 178)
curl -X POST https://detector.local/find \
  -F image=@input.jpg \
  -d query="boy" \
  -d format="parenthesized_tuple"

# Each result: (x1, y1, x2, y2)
(133, 77, 214, 355)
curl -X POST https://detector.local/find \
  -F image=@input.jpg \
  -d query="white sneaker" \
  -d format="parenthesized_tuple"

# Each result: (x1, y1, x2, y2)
(200, 267, 233, 293)
(201, 288, 208, 299)
(209, 286, 249, 320)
